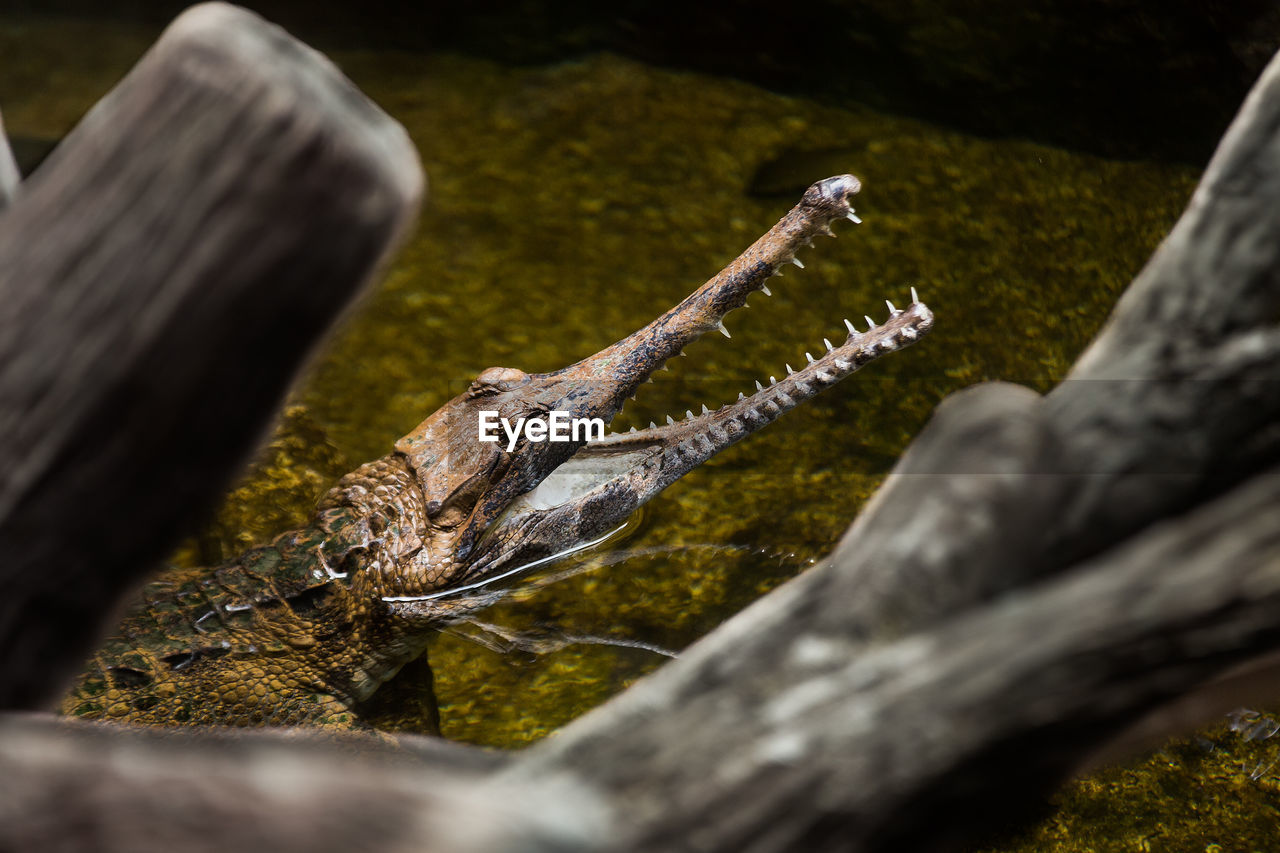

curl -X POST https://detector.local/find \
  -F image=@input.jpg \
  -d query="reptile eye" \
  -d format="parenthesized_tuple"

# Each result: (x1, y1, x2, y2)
(469, 366, 529, 395)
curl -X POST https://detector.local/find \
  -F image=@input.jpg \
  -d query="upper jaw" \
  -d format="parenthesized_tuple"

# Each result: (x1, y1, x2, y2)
(510, 174, 872, 465)
(544, 174, 865, 396)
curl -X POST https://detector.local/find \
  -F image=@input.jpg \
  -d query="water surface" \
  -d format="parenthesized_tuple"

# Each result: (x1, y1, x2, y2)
(6, 14, 1272, 849)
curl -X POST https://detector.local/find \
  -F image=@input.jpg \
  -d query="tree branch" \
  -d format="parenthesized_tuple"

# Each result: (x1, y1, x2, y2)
(0, 714, 591, 853)
(0, 1, 423, 710)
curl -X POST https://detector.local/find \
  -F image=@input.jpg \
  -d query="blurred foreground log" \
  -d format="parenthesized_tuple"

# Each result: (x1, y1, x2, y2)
(0, 714, 599, 853)
(0, 2, 423, 709)
(1, 5, 1279, 853)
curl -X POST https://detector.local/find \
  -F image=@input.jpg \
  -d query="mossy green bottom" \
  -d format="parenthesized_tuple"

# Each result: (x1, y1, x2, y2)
(3, 13, 1272, 849)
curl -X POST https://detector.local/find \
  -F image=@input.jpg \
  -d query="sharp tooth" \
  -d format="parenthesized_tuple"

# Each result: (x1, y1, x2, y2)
(910, 286, 919, 304)
(791, 257, 805, 269)
(718, 320, 731, 338)
(835, 358, 851, 370)
(785, 364, 794, 375)
(774, 268, 785, 277)
(865, 315, 877, 330)
(886, 300, 898, 315)
(844, 318, 856, 335)
(761, 284, 772, 296)
(738, 392, 745, 400)
(753, 380, 763, 392)
(846, 210, 862, 224)
(686, 410, 694, 420)
(805, 352, 815, 363)
(666, 415, 675, 425)
(803, 237, 814, 248)
(629, 426, 637, 433)
(823, 338, 834, 352)
(701, 404, 710, 414)
(649, 421, 657, 430)
(770, 376, 777, 385)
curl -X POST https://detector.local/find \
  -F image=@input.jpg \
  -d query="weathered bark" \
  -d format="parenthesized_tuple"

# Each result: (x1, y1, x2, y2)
(2, 5, 1280, 853)
(0, 714, 594, 853)
(0, 2, 423, 710)
(1042, 49, 1280, 565)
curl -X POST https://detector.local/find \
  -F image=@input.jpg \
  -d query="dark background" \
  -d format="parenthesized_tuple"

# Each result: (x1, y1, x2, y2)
(6, 0, 1280, 164)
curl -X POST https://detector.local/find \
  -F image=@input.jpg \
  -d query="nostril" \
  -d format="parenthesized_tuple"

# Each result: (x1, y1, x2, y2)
(819, 174, 861, 200)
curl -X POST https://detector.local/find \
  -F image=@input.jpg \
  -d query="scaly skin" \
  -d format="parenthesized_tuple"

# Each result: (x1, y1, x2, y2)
(65, 459, 459, 727)
(63, 176, 935, 730)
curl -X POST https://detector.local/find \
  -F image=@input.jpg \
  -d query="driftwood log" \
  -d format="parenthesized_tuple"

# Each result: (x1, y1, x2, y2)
(0, 3, 423, 710)
(1, 4, 1279, 852)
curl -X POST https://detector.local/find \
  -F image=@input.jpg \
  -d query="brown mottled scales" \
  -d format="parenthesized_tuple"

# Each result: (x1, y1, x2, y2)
(65, 177, 934, 730)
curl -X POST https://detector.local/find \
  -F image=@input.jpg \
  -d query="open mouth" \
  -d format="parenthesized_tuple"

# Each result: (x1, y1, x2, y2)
(607, 289, 929, 447)
(517, 293, 932, 514)
(447, 175, 934, 589)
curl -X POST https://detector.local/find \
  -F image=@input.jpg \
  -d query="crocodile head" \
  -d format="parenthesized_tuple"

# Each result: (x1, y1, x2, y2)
(385, 175, 933, 620)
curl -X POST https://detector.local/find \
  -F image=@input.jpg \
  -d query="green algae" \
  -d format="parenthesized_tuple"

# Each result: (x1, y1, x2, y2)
(6, 13, 1274, 847)
(979, 717, 1280, 853)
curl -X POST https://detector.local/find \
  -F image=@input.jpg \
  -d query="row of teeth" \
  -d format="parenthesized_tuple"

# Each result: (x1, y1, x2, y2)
(714, 208, 863, 337)
(609, 201, 872, 437)
(624, 285, 920, 434)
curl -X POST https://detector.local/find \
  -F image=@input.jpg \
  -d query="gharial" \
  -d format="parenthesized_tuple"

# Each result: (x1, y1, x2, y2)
(63, 175, 934, 730)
